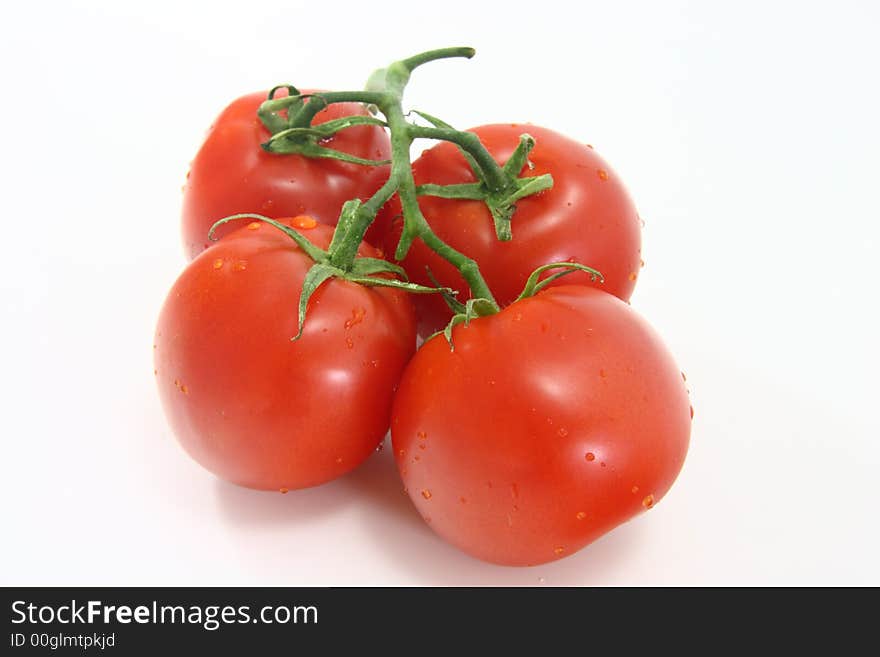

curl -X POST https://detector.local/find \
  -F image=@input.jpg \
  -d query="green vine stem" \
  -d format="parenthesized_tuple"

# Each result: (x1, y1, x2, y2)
(243, 47, 566, 332)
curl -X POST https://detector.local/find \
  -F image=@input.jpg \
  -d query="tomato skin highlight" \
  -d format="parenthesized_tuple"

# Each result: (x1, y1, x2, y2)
(155, 222, 416, 490)
(374, 124, 642, 335)
(391, 286, 690, 566)
(182, 90, 391, 260)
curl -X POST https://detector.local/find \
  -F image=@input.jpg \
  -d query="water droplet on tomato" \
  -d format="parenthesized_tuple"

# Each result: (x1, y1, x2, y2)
(554, 546, 566, 555)
(585, 452, 596, 462)
(631, 485, 639, 494)
(414, 455, 421, 461)
(179, 384, 188, 394)
(291, 215, 318, 230)
(417, 431, 427, 440)
(459, 496, 467, 504)
(418, 443, 426, 450)
(232, 260, 248, 272)
(261, 199, 274, 211)
(511, 483, 519, 499)
(628, 272, 638, 282)
(597, 169, 609, 181)
(398, 449, 405, 457)
(421, 489, 432, 500)
(345, 307, 366, 329)
(576, 511, 587, 520)
(640, 259, 646, 268)
(335, 457, 343, 464)
(247, 222, 261, 230)
(557, 427, 569, 437)
(642, 494, 655, 509)
(690, 405, 695, 419)
(279, 488, 289, 494)
(681, 371, 687, 382)
(375, 442, 385, 452)
(212, 258, 224, 270)
(345, 337, 354, 349)
(600, 461, 607, 468)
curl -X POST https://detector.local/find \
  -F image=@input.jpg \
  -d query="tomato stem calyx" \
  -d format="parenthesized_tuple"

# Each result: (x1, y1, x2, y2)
(208, 214, 454, 340)
(407, 121, 554, 241)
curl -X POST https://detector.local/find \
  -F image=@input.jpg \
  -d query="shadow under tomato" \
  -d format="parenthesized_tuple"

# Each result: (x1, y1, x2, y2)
(214, 469, 359, 529)
(212, 435, 427, 532)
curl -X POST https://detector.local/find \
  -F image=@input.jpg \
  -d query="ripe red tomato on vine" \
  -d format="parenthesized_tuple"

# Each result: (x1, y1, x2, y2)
(155, 219, 416, 490)
(181, 90, 391, 260)
(373, 124, 642, 335)
(391, 285, 691, 566)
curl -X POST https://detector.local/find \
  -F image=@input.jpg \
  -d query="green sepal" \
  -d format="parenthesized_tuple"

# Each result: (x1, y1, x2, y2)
(349, 257, 408, 280)
(502, 133, 535, 176)
(207, 214, 328, 264)
(433, 296, 497, 350)
(293, 263, 340, 341)
(327, 199, 362, 256)
(261, 139, 391, 166)
(441, 314, 466, 351)
(346, 276, 455, 296)
(516, 262, 605, 302)
(486, 173, 554, 241)
(266, 115, 388, 145)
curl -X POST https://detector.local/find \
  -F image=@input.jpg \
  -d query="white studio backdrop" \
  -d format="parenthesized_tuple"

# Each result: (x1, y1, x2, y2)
(0, 0, 878, 585)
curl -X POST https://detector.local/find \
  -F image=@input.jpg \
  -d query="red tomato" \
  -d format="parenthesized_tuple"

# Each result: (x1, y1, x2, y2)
(155, 220, 416, 490)
(182, 90, 391, 260)
(391, 286, 690, 566)
(374, 124, 641, 335)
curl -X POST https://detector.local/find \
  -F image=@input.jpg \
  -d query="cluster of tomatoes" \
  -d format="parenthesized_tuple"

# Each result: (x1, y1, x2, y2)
(155, 51, 691, 566)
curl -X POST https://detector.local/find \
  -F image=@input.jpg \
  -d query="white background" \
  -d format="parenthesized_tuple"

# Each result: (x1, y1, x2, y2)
(1, 0, 878, 586)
